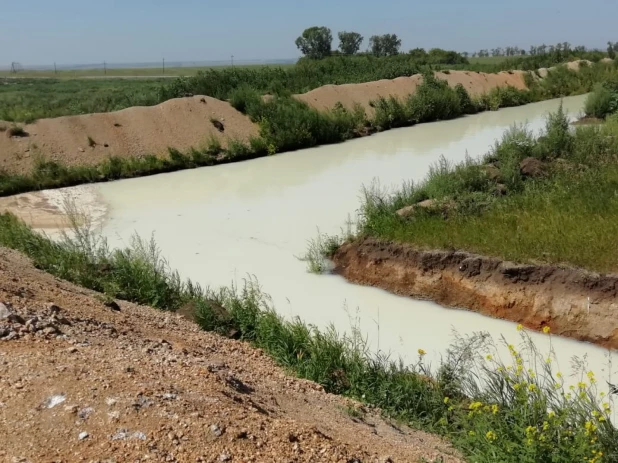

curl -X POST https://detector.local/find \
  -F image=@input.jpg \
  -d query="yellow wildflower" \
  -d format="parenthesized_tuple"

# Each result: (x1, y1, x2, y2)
(528, 384, 537, 393)
(469, 401, 483, 411)
(578, 382, 587, 390)
(554, 383, 561, 389)
(525, 425, 536, 435)
(542, 421, 549, 431)
(513, 383, 521, 391)
(548, 411, 556, 419)
(491, 404, 499, 415)
(418, 348, 426, 356)
(587, 371, 595, 379)
(556, 372, 563, 379)
(486, 354, 493, 361)
(485, 430, 497, 441)
(516, 324, 523, 331)
(546, 357, 552, 364)
(468, 431, 476, 436)
(600, 392, 606, 397)
(443, 397, 449, 404)
(542, 326, 551, 334)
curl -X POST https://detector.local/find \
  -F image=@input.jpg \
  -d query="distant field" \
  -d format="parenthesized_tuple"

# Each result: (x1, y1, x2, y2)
(467, 56, 508, 65)
(0, 63, 296, 79)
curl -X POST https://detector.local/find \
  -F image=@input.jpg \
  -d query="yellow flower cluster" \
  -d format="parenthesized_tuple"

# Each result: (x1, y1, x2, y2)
(485, 430, 497, 441)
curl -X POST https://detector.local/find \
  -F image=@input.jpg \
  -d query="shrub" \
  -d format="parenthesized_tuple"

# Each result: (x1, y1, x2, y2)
(585, 83, 618, 118)
(408, 73, 463, 123)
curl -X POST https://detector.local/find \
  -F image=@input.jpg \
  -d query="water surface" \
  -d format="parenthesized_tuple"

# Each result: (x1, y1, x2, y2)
(87, 95, 618, 392)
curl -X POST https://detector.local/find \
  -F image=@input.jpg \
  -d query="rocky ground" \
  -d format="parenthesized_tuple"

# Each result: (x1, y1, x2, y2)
(0, 247, 462, 463)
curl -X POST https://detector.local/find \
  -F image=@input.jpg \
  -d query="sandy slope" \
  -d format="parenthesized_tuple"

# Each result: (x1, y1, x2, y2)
(0, 248, 462, 463)
(0, 96, 259, 174)
(295, 70, 528, 114)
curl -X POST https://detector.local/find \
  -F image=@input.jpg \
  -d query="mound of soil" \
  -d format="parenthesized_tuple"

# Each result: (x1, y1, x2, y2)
(0, 96, 259, 174)
(295, 70, 528, 114)
(0, 247, 461, 463)
(333, 237, 618, 349)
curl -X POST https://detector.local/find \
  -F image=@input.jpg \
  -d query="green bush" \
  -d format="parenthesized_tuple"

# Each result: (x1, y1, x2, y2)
(585, 83, 618, 118)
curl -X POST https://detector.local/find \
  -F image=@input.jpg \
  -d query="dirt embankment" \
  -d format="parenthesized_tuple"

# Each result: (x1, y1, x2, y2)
(295, 70, 528, 114)
(0, 96, 259, 174)
(0, 60, 595, 176)
(0, 247, 461, 463)
(333, 238, 618, 349)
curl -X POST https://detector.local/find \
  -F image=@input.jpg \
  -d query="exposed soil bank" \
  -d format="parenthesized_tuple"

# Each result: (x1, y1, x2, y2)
(333, 237, 618, 349)
(296, 70, 527, 114)
(0, 247, 461, 462)
(0, 96, 259, 174)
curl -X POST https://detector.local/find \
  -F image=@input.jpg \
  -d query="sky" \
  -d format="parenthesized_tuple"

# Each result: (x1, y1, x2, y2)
(3, 0, 617, 66)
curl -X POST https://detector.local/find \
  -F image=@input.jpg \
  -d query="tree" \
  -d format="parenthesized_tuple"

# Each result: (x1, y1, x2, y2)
(295, 27, 333, 59)
(338, 31, 363, 55)
(369, 34, 401, 57)
(608, 42, 616, 60)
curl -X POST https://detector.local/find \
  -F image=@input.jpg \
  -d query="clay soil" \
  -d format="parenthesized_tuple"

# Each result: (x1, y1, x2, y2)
(0, 247, 462, 463)
(333, 238, 618, 349)
(0, 96, 259, 174)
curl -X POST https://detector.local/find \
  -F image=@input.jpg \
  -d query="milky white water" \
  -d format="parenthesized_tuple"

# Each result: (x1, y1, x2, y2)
(59, 95, 618, 399)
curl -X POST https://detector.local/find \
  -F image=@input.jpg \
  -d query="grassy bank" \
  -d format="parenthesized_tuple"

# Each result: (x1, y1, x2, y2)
(356, 100, 618, 273)
(0, 78, 166, 123)
(0, 211, 616, 462)
(2, 61, 617, 198)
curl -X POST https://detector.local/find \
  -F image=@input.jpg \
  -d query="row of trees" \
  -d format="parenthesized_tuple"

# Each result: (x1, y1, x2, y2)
(295, 27, 401, 59)
(471, 42, 617, 58)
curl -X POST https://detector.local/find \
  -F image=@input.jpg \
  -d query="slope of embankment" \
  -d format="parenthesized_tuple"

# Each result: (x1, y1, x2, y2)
(295, 70, 528, 113)
(0, 96, 259, 174)
(0, 247, 461, 462)
(333, 238, 618, 348)
(0, 60, 592, 177)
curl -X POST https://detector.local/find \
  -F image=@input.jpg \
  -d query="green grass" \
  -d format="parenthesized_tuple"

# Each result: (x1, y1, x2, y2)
(357, 107, 618, 273)
(0, 63, 296, 79)
(0, 78, 165, 122)
(0, 210, 616, 462)
(467, 56, 509, 65)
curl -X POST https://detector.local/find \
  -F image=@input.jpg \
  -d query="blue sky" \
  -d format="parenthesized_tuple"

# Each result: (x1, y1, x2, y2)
(4, 0, 617, 65)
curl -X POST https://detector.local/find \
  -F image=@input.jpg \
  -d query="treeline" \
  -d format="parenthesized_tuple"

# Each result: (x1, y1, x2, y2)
(470, 41, 618, 58)
(160, 53, 464, 100)
(294, 26, 469, 65)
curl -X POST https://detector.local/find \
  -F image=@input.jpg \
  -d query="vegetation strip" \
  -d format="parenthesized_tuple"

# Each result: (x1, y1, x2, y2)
(0, 207, 617, 461)
(351, 92, 618, 273)
(2, 61, 617, 198)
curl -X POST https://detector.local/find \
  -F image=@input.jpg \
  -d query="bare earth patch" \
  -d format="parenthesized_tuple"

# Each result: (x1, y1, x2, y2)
(0, 96, 259, 174)
(0, 248, 461, 463)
